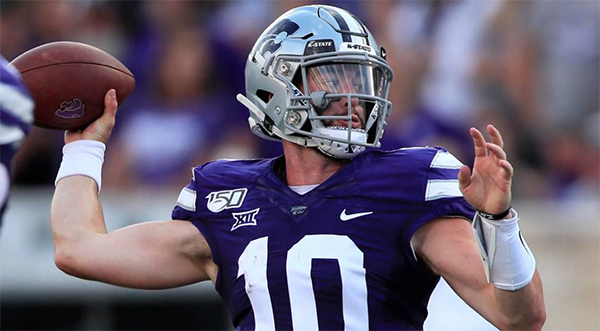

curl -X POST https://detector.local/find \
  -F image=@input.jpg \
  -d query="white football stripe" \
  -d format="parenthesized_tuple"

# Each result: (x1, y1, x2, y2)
(430, 151, 463, 169)
(425, 180, 463, 201)
(0, 83, 34, 123)
(176, 187, 196, 212)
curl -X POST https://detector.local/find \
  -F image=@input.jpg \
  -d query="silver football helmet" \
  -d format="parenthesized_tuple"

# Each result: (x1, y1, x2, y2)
(237, 5, 393, 158)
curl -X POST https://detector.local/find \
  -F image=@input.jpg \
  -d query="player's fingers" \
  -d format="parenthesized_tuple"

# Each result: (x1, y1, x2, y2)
(458, 165, 472, 189)
(470, 127, 487, 158)
(88, 90, 117, 139)
(499, 160, 514, 180)
(104, 89, 118, 116)
(485, 142, 507, 161)
(64, 130, 73, 143)
(98, 89, 118, 129)
(487, 124, 504, 148)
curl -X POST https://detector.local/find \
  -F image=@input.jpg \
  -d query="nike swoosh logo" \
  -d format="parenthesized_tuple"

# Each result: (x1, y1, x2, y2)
(340, 209, 373, 221)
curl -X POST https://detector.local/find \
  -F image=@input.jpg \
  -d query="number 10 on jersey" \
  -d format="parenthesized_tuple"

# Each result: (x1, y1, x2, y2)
(238, 234, 369, 330)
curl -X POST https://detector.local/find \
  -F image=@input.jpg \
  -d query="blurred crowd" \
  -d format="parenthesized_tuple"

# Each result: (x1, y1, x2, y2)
(1, 0, 598, 201)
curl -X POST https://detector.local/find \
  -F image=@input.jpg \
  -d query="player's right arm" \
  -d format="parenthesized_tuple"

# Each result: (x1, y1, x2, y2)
(51, 90, 216, 289)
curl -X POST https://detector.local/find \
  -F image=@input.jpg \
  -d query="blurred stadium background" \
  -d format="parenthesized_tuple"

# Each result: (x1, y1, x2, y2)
(1, 0, 598, 330)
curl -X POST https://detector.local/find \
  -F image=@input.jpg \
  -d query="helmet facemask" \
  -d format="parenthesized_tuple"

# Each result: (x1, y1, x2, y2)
(275, 53, 393, 158)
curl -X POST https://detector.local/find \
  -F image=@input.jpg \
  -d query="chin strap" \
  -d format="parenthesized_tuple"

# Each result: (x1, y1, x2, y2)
(312, 127, 366, 159)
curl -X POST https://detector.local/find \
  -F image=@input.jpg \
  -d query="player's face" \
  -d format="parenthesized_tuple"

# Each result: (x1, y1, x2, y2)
(303, 63, 376, 129)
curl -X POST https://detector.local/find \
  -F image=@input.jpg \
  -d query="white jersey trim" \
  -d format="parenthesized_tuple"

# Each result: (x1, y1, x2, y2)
(289, 184, 319, 195)
(176, 187, 196, 212)
(425, 179, 463, 201)
(430, 150, 463, 169)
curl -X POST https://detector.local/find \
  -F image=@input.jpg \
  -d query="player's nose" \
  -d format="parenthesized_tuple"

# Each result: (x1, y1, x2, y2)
(338, 96, 361, 110)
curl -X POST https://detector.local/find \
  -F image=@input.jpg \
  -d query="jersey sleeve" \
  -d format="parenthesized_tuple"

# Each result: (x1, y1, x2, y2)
(402, 148, 476, 269)
(171, 166, 223, 288)
(420, 148, 476, 222)
(171, 169, 199, 221)
(170, 159, 264, 294)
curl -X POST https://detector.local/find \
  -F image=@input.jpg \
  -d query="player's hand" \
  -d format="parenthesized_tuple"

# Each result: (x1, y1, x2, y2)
(65, 89, 118, 144)
(458, 125, 513, 215)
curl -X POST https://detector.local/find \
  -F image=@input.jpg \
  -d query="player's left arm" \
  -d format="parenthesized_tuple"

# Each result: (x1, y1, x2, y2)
(413, 125, 546, 330)
(413, 216, 545, 330)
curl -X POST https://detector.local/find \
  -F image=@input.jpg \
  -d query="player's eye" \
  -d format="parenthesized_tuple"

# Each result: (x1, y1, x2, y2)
(324, 79, 338, 87)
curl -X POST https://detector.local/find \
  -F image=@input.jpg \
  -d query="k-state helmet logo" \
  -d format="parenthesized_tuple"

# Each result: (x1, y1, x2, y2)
(345, 43, 372, 52)
(231, 208, 260, 231)
(206, 188, 248, 213)
(56, 99, 85, 119)
(308, 40, 332, 48)
(340, 42, 376, 55)
(303, 39, 336, 55)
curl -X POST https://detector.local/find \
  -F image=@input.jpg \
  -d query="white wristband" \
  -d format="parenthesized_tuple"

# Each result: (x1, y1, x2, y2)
(472, 208, 536, 291)
(55, 140, 106, 192)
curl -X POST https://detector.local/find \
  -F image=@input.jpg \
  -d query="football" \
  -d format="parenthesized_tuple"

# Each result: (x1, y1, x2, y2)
(10, 41, 135, 130)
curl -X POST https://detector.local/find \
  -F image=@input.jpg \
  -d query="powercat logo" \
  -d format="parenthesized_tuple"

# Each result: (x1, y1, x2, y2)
(56, 99, 84, 119)
(262, 18, 300, 54)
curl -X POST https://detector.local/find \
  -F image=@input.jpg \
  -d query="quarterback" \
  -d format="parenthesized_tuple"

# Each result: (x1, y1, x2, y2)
(51, 5, 545, 330)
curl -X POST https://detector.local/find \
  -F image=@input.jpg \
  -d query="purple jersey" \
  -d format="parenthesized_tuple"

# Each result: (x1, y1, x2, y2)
(172, 147, 475, 330)
(1, 56, 34, 224)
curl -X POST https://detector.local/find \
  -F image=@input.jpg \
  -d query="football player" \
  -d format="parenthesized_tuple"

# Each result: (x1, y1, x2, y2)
(0, 55, 34, 227)
(50, 5, 545, 330)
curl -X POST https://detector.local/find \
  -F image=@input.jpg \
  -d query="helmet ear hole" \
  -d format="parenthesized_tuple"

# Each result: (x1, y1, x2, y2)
(291, 70, 303, 90)
(257, 89, 273, 103)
